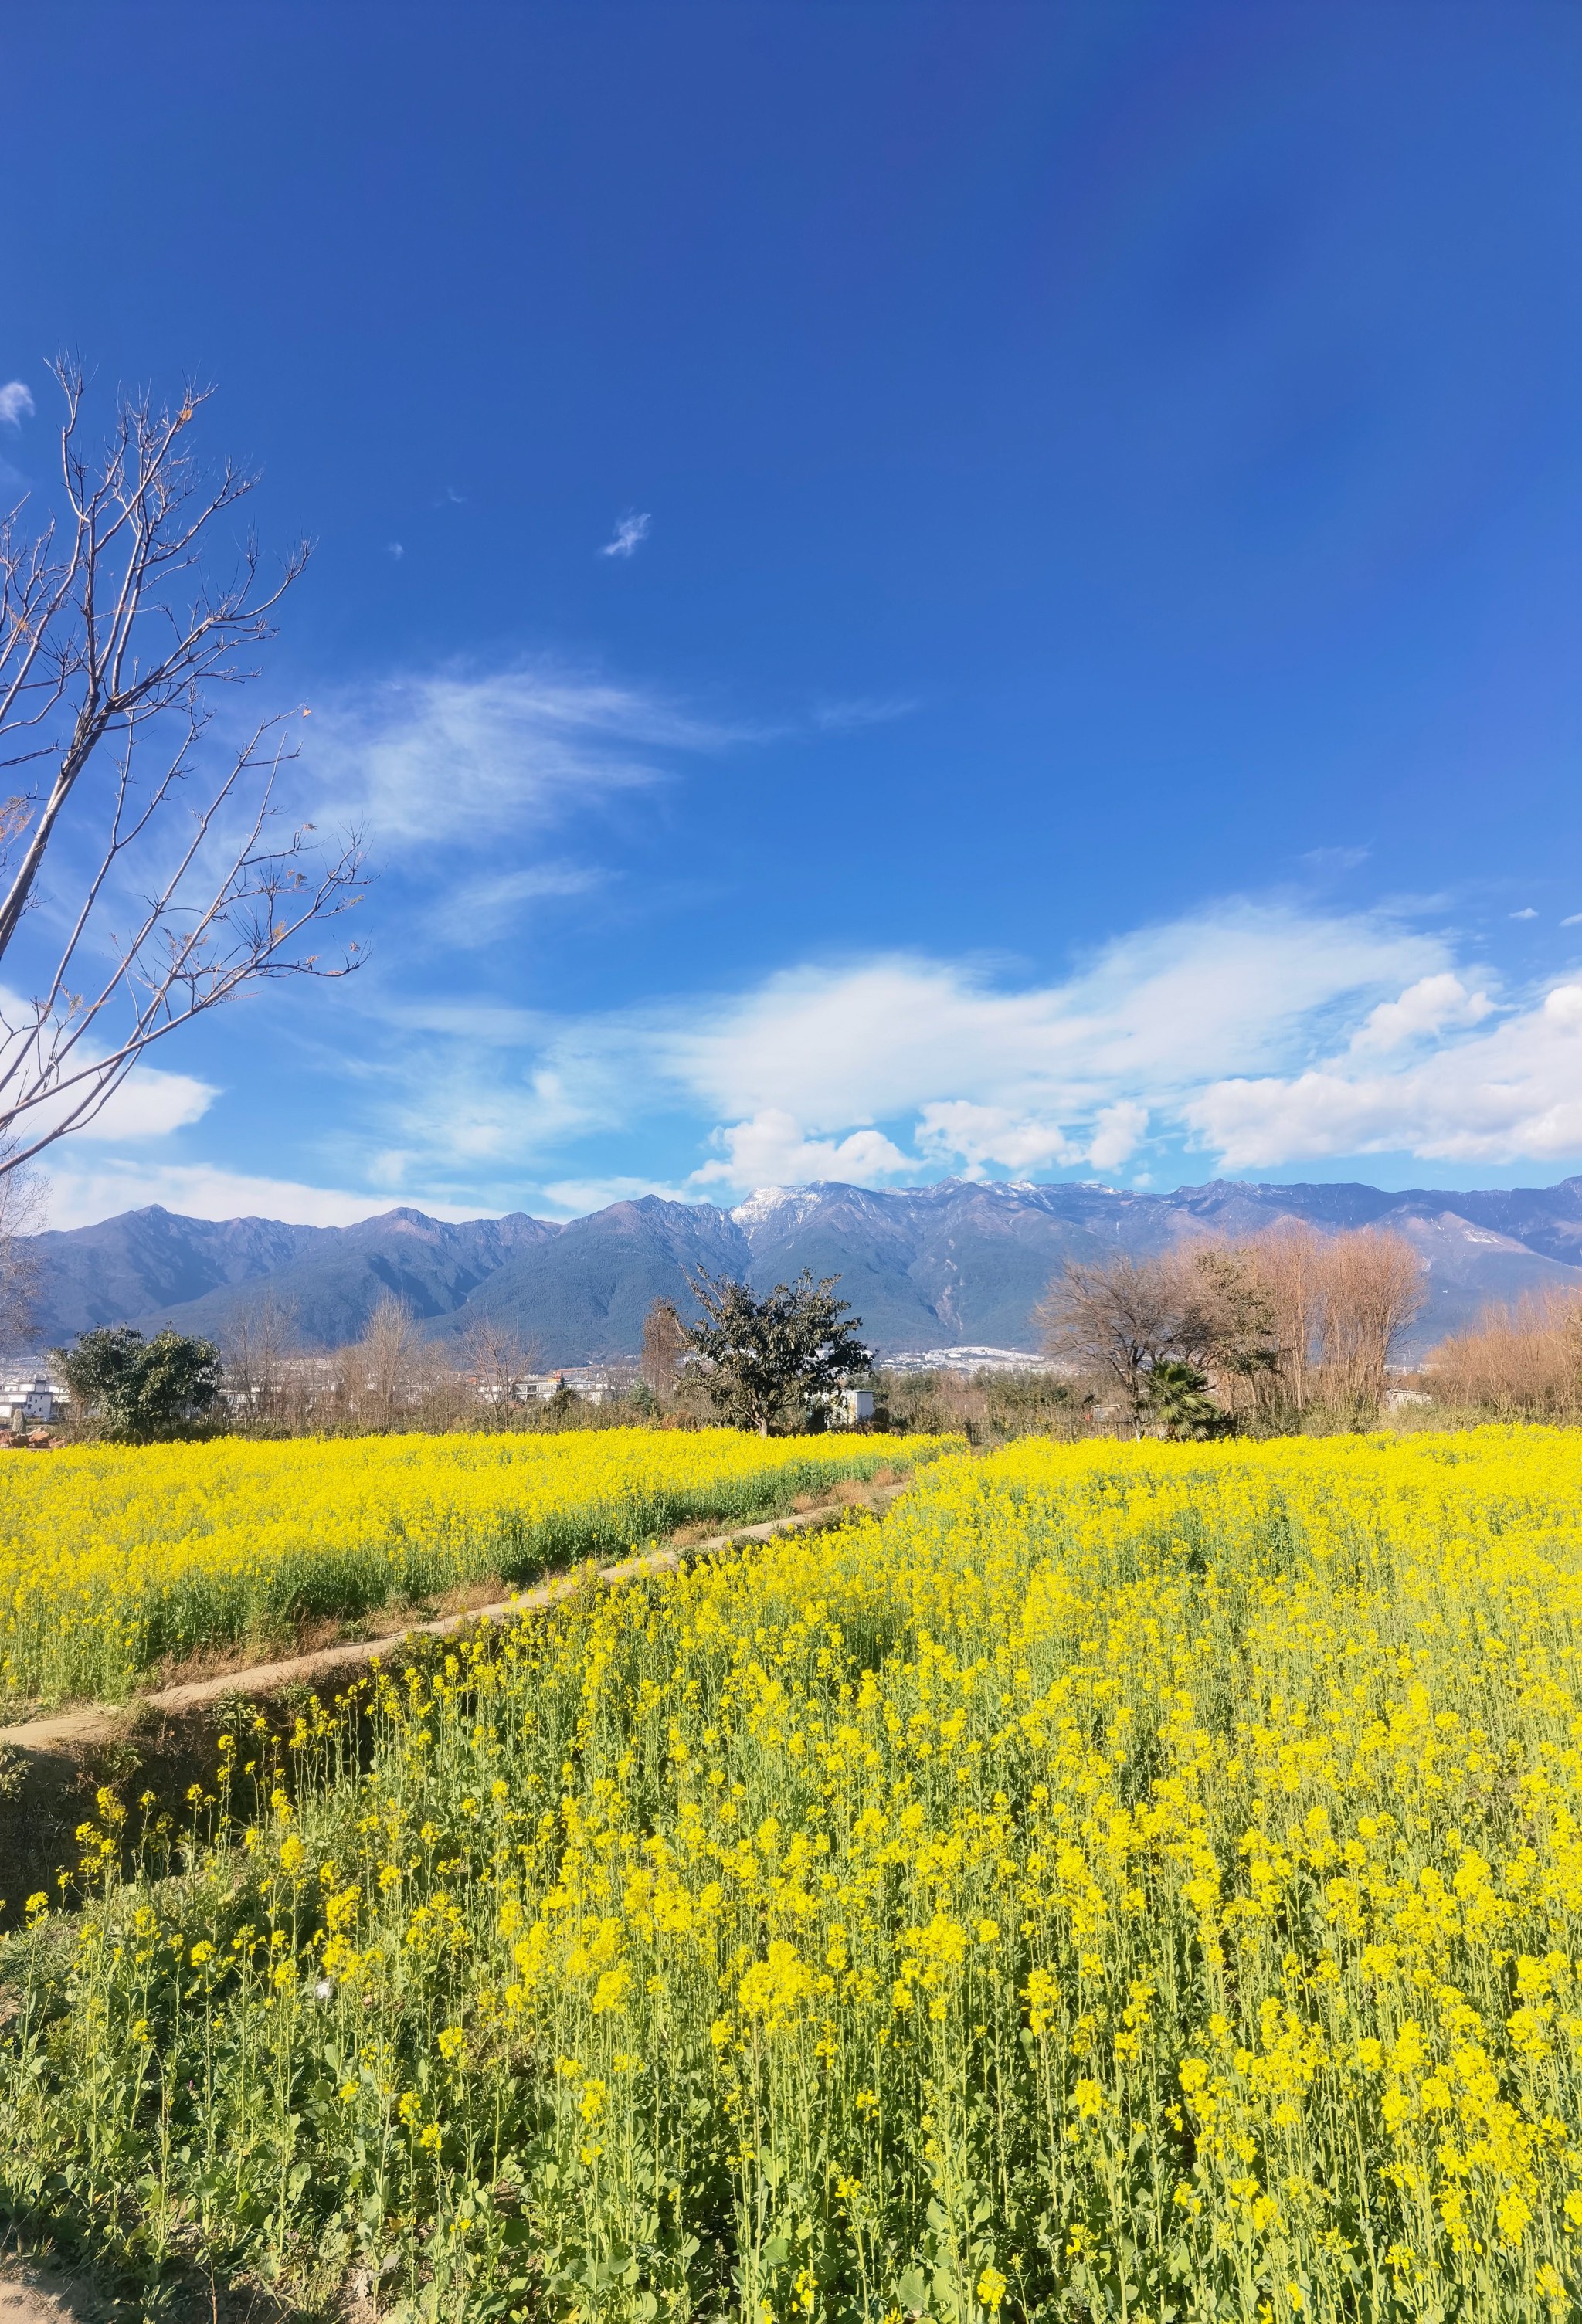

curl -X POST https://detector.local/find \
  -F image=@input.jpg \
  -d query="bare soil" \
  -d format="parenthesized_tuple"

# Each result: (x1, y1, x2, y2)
(0, 2258, 114, 2324)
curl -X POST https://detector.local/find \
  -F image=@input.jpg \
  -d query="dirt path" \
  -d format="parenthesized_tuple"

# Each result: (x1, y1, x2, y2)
(1, 1478, 910, 1754)
(0, 2261, 117, 2324)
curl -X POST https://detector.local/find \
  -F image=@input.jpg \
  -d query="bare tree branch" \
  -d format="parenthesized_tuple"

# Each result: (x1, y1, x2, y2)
(0, 361, 366, 1174)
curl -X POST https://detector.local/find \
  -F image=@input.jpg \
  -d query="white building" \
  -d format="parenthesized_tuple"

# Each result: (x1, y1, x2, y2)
(0, 1375, 67, 1429)
(524, 1367, 631, 1406)
(833, 1386, 876, 1426)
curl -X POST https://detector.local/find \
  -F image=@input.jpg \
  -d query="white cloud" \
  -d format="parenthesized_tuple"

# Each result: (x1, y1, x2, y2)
(0, 382, 34, 427)
(659, 906, 1438, 1134)
(1087, 1100, 1151, 1172)
(913, 1102, 1080, 1176)
(600, 512, 651, 559)
(691, 1110, 914, 1189)
(1187, 982, 1582, 1166)
(70, 1067, 219, 1142)
(1347, 972, 1493, 1054)
(376, 899, 1448, 1198)
(50, 894, 1582, 1227)
(310, 665, 727, 850)
(1512, 907, 1538, 920)
(42, 1162, 494, 1231)
(1180, 975, 1582, 1171)
(0, 1042, 217, 1152)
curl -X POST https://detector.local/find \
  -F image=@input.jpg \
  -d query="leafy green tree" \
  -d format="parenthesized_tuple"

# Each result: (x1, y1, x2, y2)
(54, 1325, 222, 1444)
(684, 1268, 870, 1435)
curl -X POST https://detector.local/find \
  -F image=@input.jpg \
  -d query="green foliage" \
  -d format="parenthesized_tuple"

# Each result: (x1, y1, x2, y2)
(53, 1325, 222, 1444)
(540, 1377, 583, 1424)
(1138, 1355, 1226, 1440)
(684, 1267, 870, 1433)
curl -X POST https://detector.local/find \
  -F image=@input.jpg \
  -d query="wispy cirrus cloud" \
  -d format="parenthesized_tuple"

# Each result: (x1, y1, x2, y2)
(436, 861, 609, 947)
(600, 511, 651, 559)
(306, 664, 733, 851)
(1300, 843, 1370, 872)
(810, 695, 919, 733)
(0, 382, 34, 427)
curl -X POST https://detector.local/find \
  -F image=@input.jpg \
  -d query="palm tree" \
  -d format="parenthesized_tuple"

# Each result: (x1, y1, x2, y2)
(1138, 1359, 1224, 1440)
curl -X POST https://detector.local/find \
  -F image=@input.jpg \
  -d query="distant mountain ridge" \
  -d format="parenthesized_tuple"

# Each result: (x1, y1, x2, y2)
(22, 1174, 1582, 1362)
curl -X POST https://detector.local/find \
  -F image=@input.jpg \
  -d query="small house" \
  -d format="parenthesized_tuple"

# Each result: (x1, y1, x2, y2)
(834, 1386, 875, 1426)
(0, 1375, 66, 1430)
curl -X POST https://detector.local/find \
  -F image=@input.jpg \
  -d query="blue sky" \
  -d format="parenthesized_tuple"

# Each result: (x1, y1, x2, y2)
(3, 2, 1581, 1229)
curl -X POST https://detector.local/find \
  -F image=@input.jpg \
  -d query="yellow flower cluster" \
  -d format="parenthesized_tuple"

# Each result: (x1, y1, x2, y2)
(8, 1423, 1582, 2322)
(0, 1426, 948, 1704)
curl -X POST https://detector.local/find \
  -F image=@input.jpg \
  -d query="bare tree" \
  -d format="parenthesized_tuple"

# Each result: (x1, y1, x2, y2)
(1318, 1228, 1425, 1413)
(1429, 1288, 1582, 1417)
(1040, 1225, 1425, 1435)
(640, 1297, 687, 1399)
(1252, 1225, 1331, 1417)
(1035, 1251, 1197, 1427)
(460, 1313, 537, 1411)
(341, 1294, 421, 1432)
(221, 1293, 299, 1432)
(0, 361, 364, 1176)
(0, 1155, 45, 1354)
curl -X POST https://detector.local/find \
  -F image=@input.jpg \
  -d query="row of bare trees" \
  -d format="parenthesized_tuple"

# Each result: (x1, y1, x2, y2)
(219, 1282, 864, 1440)
(1036, 1224, 1426, 1431)
(220, 1295, 572, 1436)
(1429, 1288, 1582, 1417)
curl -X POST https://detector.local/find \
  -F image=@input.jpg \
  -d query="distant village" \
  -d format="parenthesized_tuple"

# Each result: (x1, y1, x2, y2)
(0, 1359, 885, 1441)
(0, 1362, 643, 1438)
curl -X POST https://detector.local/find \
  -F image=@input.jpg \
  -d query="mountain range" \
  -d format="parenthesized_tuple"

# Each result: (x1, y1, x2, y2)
(19, 1174, 1582, 1364)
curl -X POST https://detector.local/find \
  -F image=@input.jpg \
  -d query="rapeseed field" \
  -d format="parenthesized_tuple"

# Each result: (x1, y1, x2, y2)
(5, 1427, 1582, 2321)
(0, 1429, 945, 1706)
